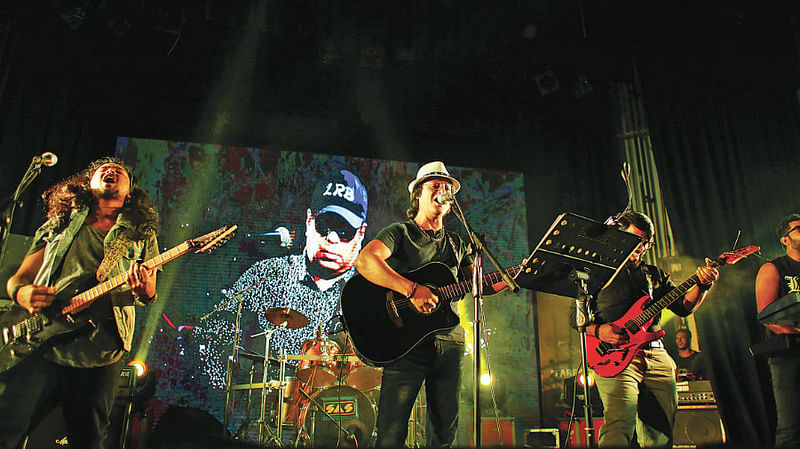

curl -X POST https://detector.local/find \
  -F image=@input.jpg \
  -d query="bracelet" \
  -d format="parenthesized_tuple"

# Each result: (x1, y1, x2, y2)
(594, 323, 601, 338)
(697, 281, 713, 292)
(9, 283, 28, 303)
(133, 292, 158, 303)
(406, 282, 418, 299)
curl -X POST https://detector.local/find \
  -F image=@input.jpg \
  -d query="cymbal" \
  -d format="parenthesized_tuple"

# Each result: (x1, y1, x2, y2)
(237, 349, 279, 364)
(264, 307, 309, 329)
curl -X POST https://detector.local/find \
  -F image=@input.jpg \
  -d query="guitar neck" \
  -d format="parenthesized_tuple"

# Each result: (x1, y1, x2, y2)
(61, 241, 192, 315)
(436, 265, 523, 301)
(633, 262, 720, 327)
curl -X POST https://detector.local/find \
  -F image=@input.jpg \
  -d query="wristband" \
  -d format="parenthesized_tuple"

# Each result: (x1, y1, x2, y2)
(9, 283, 28, 303)
(594, 323, 601, 338)
(406, 282, 418, 299)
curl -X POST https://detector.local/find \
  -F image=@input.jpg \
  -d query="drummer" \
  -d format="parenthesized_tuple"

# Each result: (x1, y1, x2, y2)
(198, 169, 369, 385)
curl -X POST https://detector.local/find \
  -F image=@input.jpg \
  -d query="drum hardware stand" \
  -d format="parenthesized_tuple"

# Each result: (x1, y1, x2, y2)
(199, 274, 273, 432)
(297, 387, 359, 448)
(253, 324, 287, 447)
(234, 362, 258, 438)
(449, 196, 520, 447)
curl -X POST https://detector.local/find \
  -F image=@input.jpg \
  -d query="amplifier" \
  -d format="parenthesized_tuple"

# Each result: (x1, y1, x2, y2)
(677, 380, 715, 405)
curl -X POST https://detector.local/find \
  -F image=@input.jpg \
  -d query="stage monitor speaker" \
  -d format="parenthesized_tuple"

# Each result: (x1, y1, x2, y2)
(149, 407, 227, 448)
(673, 405, 726, 448)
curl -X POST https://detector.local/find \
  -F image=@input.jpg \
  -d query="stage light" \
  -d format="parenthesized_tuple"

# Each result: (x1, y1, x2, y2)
(480, 372, 493, 386)
(576, 371, 595, 388)
(128, 360, 148, 378)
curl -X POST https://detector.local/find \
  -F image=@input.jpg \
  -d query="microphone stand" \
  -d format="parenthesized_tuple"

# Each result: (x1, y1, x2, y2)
(448, 197, 520, 447)
(569, 269, 596, 448)
(0, 157, 45, 268)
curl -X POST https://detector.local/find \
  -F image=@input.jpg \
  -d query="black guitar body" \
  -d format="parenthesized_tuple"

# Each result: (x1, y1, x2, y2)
(0, 296, 93, 374)
(340, 262, 462, 366)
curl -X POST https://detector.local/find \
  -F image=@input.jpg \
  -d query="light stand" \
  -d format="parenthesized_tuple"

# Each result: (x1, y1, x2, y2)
(448, 197, 520, 447)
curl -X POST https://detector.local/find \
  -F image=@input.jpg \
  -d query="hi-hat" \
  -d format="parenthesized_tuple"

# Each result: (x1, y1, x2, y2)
(265, 307, 309, 329)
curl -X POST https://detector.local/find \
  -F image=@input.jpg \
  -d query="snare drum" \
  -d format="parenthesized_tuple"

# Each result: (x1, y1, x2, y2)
(296, 338, 341, 388)
(298, 385, 376, 447)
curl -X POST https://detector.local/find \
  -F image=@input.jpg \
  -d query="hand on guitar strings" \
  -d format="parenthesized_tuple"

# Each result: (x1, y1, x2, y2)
(410, 284, 439, 314)
(126, 262, 157, 301)
(596, 323, 629, 345)
(16, 284, 56, 315)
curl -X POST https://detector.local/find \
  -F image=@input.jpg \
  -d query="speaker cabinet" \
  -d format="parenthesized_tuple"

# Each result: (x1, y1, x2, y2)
(673, 405, 726, 448)
(480, 417, 516, 447)
(24, 366, 136, 449)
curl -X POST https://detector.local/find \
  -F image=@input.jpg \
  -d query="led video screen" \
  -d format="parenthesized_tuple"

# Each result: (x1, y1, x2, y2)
(117, 137, 536, 438)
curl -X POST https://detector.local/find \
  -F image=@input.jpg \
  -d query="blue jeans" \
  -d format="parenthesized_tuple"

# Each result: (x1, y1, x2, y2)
(769, 355, 800, 448)
(592, 347, 677, 448)
(375, 338, 463, 448)
(0, 355, 122, 449)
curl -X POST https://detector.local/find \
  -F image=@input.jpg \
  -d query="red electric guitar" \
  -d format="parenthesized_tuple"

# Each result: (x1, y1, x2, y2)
(587, 245, 760, 378)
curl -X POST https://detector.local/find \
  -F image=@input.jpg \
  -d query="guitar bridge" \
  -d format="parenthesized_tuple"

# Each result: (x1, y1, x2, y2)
(386, 292, 404, 328)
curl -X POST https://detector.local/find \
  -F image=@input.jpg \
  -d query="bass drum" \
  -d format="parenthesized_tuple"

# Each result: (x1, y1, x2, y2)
(299, 386, 376, 448)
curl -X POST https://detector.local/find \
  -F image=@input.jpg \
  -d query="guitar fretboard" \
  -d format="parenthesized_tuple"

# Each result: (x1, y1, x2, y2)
(61, 241, 192, 315)
(631, 264, 719, 328)
(436, 265, 523, 300)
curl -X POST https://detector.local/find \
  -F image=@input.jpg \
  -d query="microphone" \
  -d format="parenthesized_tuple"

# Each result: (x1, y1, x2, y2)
(247, 227, 293, 248)
(435, 192, 455, 205)
(33, 152, 58, 167)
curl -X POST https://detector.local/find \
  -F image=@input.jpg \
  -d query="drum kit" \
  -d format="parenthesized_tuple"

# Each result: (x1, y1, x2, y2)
(224, 307, 383, 447)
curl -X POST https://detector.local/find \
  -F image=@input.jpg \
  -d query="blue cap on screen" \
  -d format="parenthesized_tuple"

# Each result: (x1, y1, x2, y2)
(311, 169, 368, 228)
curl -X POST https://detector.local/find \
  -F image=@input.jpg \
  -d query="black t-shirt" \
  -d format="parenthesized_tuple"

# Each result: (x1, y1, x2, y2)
(675, 350, 708, 380)
(374, 220, 473, 342)
(585, 262, 686, 332)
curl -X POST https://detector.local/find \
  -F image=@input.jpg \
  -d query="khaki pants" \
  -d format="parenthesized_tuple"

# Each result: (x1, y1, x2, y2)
(593, 347, 678, 448)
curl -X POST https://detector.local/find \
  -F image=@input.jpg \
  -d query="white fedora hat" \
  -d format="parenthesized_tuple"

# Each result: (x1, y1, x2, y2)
(407, 161, 461, 194)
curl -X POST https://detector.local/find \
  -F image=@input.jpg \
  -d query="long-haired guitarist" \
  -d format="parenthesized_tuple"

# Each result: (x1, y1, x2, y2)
(353, 161, 505, 447)
(1, 157, 159, 449)
(577, 211, 719, 447)
(755, 213, 800, 448)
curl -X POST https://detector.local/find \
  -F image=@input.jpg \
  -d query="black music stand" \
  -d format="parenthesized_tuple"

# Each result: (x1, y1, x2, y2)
(516, 213, 640, 448)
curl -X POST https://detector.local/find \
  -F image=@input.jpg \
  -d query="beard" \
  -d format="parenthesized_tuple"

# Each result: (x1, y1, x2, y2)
(95, 186, 123, 200)
(788, 234, 800, 251)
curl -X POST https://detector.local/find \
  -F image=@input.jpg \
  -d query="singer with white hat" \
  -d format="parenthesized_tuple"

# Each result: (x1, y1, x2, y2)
(354, 160, 506, 447)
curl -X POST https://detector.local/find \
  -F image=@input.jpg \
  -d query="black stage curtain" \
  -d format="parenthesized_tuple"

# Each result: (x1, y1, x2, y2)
(636, 3, 800, 446)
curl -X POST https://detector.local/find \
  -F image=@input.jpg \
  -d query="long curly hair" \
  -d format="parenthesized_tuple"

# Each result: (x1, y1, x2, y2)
(41, 157, 159, 240)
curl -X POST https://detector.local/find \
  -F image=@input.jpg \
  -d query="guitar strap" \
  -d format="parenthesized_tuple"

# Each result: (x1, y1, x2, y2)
(96, 231, 136, 282)
(446, 234, 470, 281)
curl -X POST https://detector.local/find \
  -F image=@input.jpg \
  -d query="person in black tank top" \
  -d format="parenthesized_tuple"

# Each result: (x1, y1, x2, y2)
(755, 213, 800, 447)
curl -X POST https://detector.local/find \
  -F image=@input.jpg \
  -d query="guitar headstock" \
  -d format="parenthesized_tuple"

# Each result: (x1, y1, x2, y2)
(189, 225, 238, 253)
(715, 245, 760, 266)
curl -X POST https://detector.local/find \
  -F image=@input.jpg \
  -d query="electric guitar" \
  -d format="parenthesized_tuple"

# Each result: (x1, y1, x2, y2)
(0, 225, 237, 374)
(340, 261, 522, 366)
(587, 245, 760, 378)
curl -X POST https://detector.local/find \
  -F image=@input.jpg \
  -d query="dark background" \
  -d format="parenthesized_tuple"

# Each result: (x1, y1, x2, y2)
(1, 1, 799, 445)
